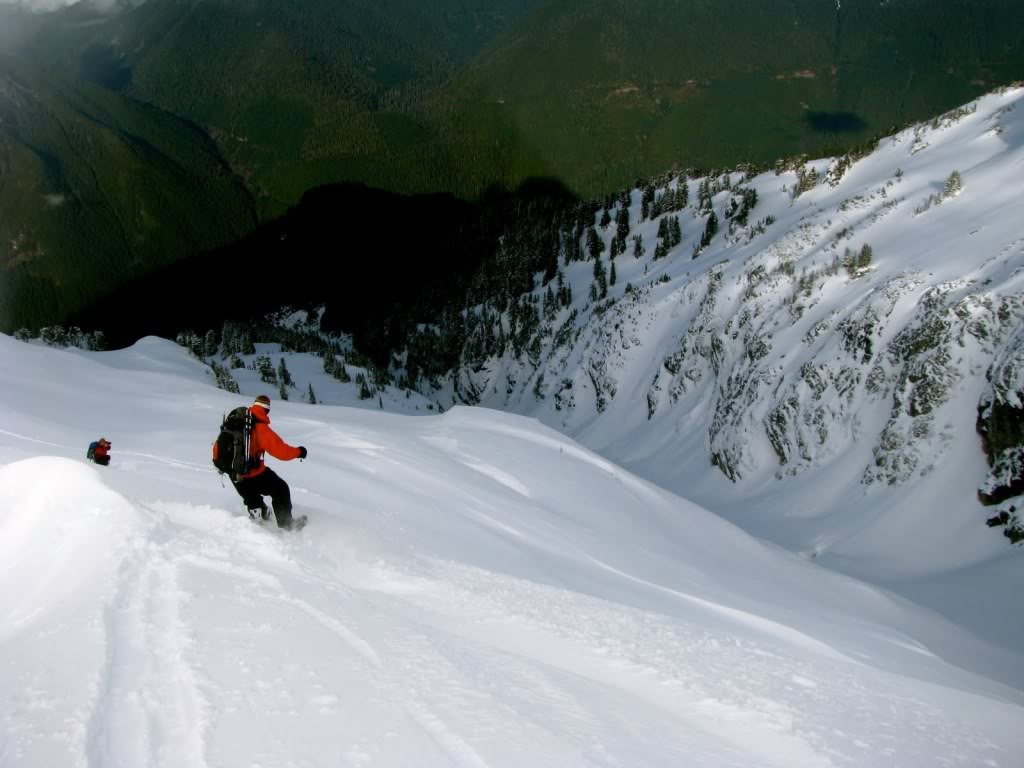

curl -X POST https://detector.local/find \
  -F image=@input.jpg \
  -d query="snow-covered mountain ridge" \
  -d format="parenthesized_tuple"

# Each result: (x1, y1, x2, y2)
(3, 333, 1024, 767)
(405, 88, 1024, 618)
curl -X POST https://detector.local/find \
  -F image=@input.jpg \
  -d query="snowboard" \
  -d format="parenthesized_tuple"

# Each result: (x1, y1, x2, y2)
(247, 510, 308, 532)
(284, 515, 308, 532)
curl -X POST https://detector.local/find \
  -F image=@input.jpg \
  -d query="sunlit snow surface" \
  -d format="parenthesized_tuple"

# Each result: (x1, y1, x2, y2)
(1, 335, 1022, 767)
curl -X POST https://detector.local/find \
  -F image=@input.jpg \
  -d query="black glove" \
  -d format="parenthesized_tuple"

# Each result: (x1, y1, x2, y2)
(298, 446, 307, 460)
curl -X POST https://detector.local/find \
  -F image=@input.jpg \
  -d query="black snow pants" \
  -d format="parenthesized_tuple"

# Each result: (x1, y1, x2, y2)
(231, 467, 293, 526)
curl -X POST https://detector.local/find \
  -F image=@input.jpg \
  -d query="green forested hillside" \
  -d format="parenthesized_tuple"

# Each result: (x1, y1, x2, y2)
(21, 0, 543, 214)
(441, 0, 1024, 193)
(0, 56, 257, 331)
(27, 0, 1021, 205)
(3, 0, 1023, 335)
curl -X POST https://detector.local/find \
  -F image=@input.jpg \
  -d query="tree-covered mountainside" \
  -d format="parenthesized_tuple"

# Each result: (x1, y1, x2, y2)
(443, 0, 1024, 193)
(16, 0, 1024, 209)
(0, 0, 542, 334)
(3, 0, 1024, 335)
(0, 55, 258, 332)
(14, 0, 544, 214)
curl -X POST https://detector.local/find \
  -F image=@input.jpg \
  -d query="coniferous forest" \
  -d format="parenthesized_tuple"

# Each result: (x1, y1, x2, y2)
(2, 0, 1023, 335)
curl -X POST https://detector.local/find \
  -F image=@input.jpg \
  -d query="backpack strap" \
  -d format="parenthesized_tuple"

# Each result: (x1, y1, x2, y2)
(244, 408, 253, 473)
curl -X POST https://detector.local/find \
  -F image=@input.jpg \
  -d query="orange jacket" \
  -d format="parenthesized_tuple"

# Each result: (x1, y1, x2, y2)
(241, 406, 301, 478)
(93, 440, 110, 459)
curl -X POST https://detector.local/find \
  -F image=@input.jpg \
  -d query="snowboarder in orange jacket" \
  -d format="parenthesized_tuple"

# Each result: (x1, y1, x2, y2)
(230, 395, 307, 529)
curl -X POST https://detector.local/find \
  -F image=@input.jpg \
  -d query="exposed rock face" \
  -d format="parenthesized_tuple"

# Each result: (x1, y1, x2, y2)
(978, 323, 1024, 534)
(866, 287, 1024, 487)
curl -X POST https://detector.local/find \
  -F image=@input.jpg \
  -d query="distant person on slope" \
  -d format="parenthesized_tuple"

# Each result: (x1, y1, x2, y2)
(230, 395, 308, 530)
(87, 437, 111, 466)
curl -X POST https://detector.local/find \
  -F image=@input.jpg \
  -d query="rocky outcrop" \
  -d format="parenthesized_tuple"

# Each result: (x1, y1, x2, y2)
(978, 322, 1024, 507)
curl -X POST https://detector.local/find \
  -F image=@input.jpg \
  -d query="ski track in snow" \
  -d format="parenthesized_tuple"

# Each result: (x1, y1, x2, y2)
(86, 545, 209, 768)
(68, 502, 1006, 768)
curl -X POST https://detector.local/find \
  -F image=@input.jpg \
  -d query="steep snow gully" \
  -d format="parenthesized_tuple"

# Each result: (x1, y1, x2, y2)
(2, 334, 1024, 767)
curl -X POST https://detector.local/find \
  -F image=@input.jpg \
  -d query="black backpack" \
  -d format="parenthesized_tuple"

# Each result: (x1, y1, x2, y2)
(213, 406, 254, 478)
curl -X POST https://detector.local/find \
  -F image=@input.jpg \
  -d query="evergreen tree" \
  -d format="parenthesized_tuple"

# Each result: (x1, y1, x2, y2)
(278, 380, 289, 401)
(733, 187, 758, 226)
(337, 360, 352, 383)
(240, 329, 256, 356)
(546, 286, 559, 321)
(793, 166, 819, 198)
(664, 188, 677, 212)
(599, 208, 612, 228)
(632, 234, 644, 259)
(586, 227, 604, 260)
(209, 361, 240, 394)
(220, 321, 237, 357)
(356, 373, 374, 400)
(610, 259, 617, 287)
(670, 216, 682, 247)
(256, 355, 277, 384)
(175, 330, 204, 357)
(188, 331, 203, 358)
(65, 326, 82, 348)
(88, 331, 106, 351)
(203, 329, 218, 359)
(616, 201, 630, 242)
(496, 323, 507, 357)
(278, 358, 294, 388)
(483, 311, 497, 355)
(527, 334, 543, 365)
(842, 247, 857, 275)
(651, 193, 663, 219)
(641, 183, 655, 220)
(698, 177, 713, 212)
(307, 383, 317, 405)
(858, 243, 874, 269)
(699, 211, 719, 251)
(944, 170, 962, 197)
(676, 177, 689, 209)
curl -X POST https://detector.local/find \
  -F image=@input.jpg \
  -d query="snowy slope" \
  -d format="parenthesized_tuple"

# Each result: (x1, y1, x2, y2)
(2, 334, 1024, 767)
(426, 87, 1024, 649)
